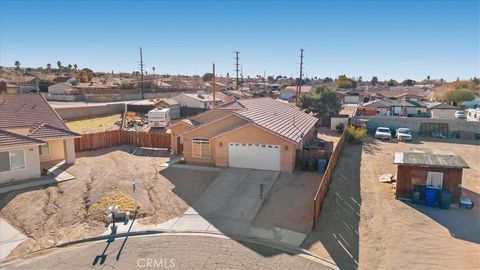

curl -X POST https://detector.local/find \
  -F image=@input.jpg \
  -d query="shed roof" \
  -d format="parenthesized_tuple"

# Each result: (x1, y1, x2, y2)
(393, 152, 469, 169)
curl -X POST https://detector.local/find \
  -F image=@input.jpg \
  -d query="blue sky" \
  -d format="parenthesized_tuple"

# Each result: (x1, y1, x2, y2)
(0, 0, 478, 81)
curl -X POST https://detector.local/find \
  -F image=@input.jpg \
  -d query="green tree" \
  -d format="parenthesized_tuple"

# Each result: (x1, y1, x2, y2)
(46, 63, 52, 73)
(335, 75, 356, 89)
(402, 79, 416, 86)
(297, 85, 342, 116)
(387, 79, 398, 86)
(346, 125, 367, 142)
(57, 61, 62, 70)
(73, 64, 78, 71)
(76, 68, 94, 83)
(371, 76, 378, 85)
(202, 73, 214, 82)
(14, 60, 21, 70)
(444, 89, 475, 106)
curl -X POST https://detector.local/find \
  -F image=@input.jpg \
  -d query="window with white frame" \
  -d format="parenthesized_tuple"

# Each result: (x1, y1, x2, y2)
(0, 149, 26, 172)
(192, 139, 211, 158)
(39, 142, 50, 156)
(426, 172, 443, 189)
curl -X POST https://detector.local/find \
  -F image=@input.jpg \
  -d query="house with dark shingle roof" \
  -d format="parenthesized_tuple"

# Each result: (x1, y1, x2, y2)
(170, 97, 318, 173)
(0, 90, 80, 183)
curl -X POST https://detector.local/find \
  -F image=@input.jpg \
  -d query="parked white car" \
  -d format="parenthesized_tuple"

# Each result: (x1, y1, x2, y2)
(455, 111, 466, 119)
(375, 127, 392, 140)
(396, 128, 412, 141)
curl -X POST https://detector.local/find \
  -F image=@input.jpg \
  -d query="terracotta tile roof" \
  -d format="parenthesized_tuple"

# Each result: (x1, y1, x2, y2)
(0, 93, 68, 130)
(28, 124, 80, 139)
(0, 129, 45, 149)
(235, 98, 318, 143)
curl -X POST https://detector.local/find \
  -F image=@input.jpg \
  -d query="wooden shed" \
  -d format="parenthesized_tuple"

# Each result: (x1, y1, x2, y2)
(393, 150, 469, 202)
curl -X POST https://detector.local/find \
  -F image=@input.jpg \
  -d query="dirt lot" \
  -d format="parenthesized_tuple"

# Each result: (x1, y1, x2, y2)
(303, 136, 480, 269)
(65, 114, 122, 133)
(0, 146, 218, 259)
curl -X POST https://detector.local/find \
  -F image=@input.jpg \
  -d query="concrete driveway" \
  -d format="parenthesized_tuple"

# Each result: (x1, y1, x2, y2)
(169, 168, 279, 235)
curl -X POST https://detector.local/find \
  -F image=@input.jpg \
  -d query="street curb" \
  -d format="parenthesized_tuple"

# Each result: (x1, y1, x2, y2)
(53, 230, 338, 269)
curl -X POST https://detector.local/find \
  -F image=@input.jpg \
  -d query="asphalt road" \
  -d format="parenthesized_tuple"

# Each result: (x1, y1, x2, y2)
(3, 234, 333, 270)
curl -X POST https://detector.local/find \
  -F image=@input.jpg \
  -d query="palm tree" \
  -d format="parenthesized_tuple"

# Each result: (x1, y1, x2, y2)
(14, 61, 21, 70)
(67, 64, 72, 71)
(57, 61, 62, 70)
(73, 64, 78, 71)
(152, 66, 156, 75)
(46, 63, 51, 73)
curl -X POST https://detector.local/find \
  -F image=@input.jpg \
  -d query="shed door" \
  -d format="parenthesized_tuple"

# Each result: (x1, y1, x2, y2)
(228, 143, 280, 171)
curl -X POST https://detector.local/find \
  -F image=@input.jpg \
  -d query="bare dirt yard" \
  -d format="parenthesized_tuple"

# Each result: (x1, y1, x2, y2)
(65, 113, 122, 133)
(0, 146, 218, 260)
(302, 136, 480, 269)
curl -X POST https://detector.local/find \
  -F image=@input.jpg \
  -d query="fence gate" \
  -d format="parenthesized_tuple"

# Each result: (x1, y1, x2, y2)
(420, 123, 449, 136)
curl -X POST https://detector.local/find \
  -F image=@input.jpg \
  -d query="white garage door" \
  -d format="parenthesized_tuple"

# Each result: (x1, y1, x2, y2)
(228, 143, 281, 171)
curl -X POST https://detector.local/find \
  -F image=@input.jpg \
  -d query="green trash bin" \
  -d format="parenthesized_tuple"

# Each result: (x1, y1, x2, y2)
(439, 189, 452, 210)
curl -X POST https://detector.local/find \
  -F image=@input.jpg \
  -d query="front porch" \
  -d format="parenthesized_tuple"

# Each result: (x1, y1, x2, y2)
(39, 138, 76, 165)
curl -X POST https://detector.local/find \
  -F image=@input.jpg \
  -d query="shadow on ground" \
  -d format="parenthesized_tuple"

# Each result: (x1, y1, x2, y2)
(401, 187, 480, 244)
(302, 142, 362, 269)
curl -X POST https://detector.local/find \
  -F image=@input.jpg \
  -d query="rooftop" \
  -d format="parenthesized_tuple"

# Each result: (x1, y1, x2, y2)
(394, 152, 470, 169)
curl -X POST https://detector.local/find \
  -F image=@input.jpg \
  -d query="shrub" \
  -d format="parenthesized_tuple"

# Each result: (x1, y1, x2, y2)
(336, 123, 345, 133)
(346, 125, 366, 142)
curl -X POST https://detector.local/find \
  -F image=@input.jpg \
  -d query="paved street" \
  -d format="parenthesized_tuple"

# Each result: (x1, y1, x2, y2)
(2, 234, 333, 270)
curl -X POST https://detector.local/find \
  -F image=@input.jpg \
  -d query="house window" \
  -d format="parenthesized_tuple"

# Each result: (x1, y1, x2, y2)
(0, 150, 26, 172)
(192, 139, 211, 158)
(426, 172, 443, 189)
(39, 142, 50, 156)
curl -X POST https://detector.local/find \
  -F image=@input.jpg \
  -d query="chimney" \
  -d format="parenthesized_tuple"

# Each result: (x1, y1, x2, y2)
(0, 82, 6, 104)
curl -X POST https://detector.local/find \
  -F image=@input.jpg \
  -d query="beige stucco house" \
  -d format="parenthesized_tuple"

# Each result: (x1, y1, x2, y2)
(0, 91, 80, 183)
(171, 98, 318, 173)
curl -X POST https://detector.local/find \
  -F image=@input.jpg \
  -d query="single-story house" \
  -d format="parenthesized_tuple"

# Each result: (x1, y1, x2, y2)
(362, 100, 427, 117)
(393, 150, 470, 202)
(155, 98, 181, 120)
(338, 90, 361, 104)
(226, 90, 253, 100)
(172, 92, 219, 109)
(0, 90, 80, 183)
(170, 97, 318, 173)
(208, 92, 234, 103)
(377, 87, 430, 101)
(48, 82, 76, 95)
(279, 86, 313, 100)
(426, 102, 458, 119)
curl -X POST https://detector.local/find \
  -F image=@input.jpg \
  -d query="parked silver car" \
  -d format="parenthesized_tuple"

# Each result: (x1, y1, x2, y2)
(396, 128, 412, 141)
(375, 127, 392, 140)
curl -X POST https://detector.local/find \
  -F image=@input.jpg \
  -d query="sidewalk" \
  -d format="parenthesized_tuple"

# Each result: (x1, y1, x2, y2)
(0, 218, 27, 261)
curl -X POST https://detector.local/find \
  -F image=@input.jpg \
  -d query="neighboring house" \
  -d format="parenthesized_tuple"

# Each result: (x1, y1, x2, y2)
(362, 100, 427, 117)
(155, 98, 181, 120)
(426, 102, 458, 119)
(172, 92, 218, 109)
(0, 90, 80, 183)
(393, 150, 469, 202)
(170, 97, 318, 173)
(48, 82, 76, 95)
(466, 108, 480, 122)
(279, 86, 312, 100)
(208, 91, 234, 103)
(53, 76, 77, 84)
(226, 90, 253, 100)
(338, 90, 361, 104)
(374, 87, 430, 101)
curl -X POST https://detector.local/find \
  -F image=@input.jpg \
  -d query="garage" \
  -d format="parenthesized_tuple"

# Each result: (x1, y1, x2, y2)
(228, 143, 280, 171)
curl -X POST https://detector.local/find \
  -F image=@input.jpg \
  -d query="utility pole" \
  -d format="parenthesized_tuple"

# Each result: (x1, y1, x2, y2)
(234, 51, 240, 90)
(139, 47, 145, 100)
(297, 49, 304, 98)
(263, 70, 266, 92)
(212, 62, 216, 109)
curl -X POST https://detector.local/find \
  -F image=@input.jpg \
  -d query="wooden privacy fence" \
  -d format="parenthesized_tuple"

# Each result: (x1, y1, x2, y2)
(75, 130, 171, 152)
(312, 128, 348, 228)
